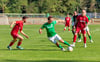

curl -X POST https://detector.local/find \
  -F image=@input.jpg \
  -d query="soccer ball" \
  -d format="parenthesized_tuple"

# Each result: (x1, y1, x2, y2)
(67, 47, 73, 52)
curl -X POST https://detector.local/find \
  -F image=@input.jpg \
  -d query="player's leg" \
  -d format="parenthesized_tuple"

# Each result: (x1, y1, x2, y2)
(72, 27, 80, 47)
(68, 25, 70, 31)
(64, 23, 67, 31)
(86, 27, 93, 43)
(48, 35, 65, 51)
(16, 35, 24, 49)
(68, 22, 70, 31)
(72, 26, 75, 35)
(82, 30, 87, 48)
(55, 34, 70, 46)
(77, 31, 82, 42)
(7, 38, 17, 50)
(56, 42, 65, 51)
(59, 39, 71, 46)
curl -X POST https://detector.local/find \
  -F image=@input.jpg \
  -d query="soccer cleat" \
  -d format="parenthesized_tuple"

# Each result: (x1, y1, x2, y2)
(7, 46, 12, 50)
(61, 48, 66, 51)
(70, 44, 75, 47)
(77, 39, 82, 42)
(84, 44, 87, 48)
(16, 46, 24, 50)
(90, 40, 93, 43)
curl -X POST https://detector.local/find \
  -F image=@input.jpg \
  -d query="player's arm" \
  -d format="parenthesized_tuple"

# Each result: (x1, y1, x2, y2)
(84, 18, 89, 30)
(39, 24, 45, 34)
(10, 21, 16, 28)
(73, 19, 77, 29)
(20, 31, 29, 38)
(56, 20, 65, 23)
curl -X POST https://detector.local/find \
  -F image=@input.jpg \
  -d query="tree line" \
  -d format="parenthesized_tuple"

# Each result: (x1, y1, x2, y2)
(0, 0, 100, 15)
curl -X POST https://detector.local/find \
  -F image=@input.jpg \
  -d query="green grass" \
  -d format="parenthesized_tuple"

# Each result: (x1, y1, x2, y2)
(0, 24, 100, 62)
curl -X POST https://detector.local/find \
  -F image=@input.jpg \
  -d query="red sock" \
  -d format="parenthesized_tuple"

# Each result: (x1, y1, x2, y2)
(9, 42, 14, 46)
(84, 37, 86, 43)
(73, 35, 77, 42)
(17, 42, 22, 46)
(68, 29, 70, 31)
(64, 28, 66, 31)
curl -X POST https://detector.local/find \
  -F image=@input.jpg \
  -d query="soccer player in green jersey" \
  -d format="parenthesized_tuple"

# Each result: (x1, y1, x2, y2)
(77, 14, 93, 43)
(39, 16, 72, 51)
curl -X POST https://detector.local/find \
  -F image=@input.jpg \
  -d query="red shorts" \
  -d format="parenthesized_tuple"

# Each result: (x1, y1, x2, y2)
(11, 33, 18, 39)
(65, 22, 70, 27)
(75, 27, 86, 34)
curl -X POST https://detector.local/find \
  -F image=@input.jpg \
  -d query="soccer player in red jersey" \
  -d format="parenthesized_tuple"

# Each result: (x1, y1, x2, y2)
(64, 14, 71, 31)
(72, 10, 89, 48)
(7, 16, 29, 50)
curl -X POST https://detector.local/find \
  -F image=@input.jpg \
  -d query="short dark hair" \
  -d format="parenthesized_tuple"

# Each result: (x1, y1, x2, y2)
(48, 16, 53, 20)
(22, 16, 28, 19)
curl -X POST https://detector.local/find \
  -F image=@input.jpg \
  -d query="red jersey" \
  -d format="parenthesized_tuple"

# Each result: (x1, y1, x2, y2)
(76, 15, 89, 28)
(11, 21, 23, 34)
(65, 17, 71, 22)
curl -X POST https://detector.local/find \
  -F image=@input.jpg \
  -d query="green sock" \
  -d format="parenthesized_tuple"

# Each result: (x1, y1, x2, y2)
(89, 35, 92, 40)
(64, 41, 70, 46)
(58, 45, 63, 49)
(78, 34, 81, 40)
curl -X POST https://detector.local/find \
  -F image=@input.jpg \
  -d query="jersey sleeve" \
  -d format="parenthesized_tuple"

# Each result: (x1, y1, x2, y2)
(41, 24, 45, 29)
(52, 21, 57, 24)
(16, 21, 19, 24)
(86, 15, 91, 21)
(86, 17, 89, 24)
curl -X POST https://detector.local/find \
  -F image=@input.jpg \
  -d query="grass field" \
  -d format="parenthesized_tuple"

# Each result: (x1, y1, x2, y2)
(0, 24, 100, 62)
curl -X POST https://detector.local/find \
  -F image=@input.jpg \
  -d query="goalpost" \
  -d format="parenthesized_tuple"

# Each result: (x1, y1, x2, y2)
(0, 14, 9, 25)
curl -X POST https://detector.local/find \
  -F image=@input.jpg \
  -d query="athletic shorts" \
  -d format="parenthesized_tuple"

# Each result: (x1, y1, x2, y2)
(48, 34, 62, 44)
(76, 27, 86, 34)
(65, 22, 70, 27)
(11, 33, 18, 39)
(86, 26, 89, 31)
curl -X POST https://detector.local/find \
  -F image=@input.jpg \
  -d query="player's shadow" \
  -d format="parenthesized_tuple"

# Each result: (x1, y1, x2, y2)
(4, 59, 100, 62)
(0, 48, 60, 51)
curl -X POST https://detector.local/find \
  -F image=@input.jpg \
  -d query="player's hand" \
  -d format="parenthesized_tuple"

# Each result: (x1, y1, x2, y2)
(10, 26, 12, 28)
(39, 29, 42, 34)
(25, 35, 29, 38)
(39, 30, 42, 34)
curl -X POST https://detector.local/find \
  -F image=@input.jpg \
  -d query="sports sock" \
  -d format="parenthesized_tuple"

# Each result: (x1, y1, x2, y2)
(88, 35, 92, 40)
(64, 27, 66, 31)
(84, 37, 86, 43)
(78, 34, 81, 40)
(17, 42, 22, 46)
(64, 41, 70, 46)
(58, 45, 63, 49)
(68, 29, 70, 31)
(9, 42, 15, 46)
(73, 35, 77, 42)
(64, 28, 66, 31)
(56, 43, 63, 48)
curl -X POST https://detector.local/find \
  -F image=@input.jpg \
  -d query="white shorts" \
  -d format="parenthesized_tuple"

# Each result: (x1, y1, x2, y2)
(48, 34, 62, 44)
(86, 26, 89, 31)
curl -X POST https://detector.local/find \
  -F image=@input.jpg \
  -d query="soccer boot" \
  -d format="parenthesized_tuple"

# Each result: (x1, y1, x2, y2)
(16, 46, 24, 50)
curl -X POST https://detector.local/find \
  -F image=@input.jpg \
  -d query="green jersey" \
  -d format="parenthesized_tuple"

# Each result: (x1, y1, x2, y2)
(86, 15, 91, 21)
(41, 21, 57, 37)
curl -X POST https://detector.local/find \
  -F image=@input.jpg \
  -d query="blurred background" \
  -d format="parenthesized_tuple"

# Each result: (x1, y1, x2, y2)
(0, 0, 100, 25)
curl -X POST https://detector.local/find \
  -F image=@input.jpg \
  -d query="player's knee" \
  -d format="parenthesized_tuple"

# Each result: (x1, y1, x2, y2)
(83, 34, 86, 37)
(20, 38, 23, 41)
(12, 39, 17, 42)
